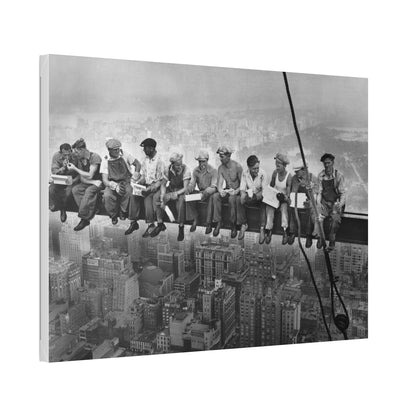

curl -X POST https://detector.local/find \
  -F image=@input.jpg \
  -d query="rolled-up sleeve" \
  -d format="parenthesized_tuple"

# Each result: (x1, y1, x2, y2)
(157, 159, 167, 181)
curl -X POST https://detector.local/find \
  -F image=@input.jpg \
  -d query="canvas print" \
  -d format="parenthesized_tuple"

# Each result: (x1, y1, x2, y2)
(42, 55, 368, 361)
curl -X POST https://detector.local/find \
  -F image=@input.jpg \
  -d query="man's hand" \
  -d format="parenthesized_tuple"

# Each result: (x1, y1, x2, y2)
(219, 190, 227, 198)
(91, 180, 102, 188)
(109, 181, 118, 191)
(148, 183, 158, 193)
(166, 191, 178, 201)
(132, 171, 140, 182)
(66, 162, 76, 171)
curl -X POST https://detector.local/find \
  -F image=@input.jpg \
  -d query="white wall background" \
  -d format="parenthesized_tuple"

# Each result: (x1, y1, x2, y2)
(1, 1, 414, 415)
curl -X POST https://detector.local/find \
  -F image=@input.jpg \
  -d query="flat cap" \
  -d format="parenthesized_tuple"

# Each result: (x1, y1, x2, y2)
(106, 138, 122, 149)
(195, 150, 209, 161)
(169, 152, 183, 164)
(140, 138, 157, 148)
(320, 153, 335, 162)
(293, 160, 306, 171)
(72, 138, 86, 149)
(274, 153, 289, 166)
(216, 146, 233, 155)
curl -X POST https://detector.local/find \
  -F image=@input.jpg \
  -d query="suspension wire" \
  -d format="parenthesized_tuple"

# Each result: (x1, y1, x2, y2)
(282, 72, 350, 339)
(294, 190, 332, 341)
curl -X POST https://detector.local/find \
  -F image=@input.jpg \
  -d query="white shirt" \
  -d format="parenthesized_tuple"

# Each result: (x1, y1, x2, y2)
(141, 152, 166, 185)
(240, 167, 267, 194)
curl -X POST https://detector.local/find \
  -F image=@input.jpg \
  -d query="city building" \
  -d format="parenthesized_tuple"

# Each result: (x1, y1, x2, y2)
(92, 338, 126, 359)
(112, 271, 140, 312)
(79, 317, 102, 344)
(103, 224, 128, 252)
(183, 321, 221, 351)
(169, 311, 194, 350)
(59, 302, 88, 335)
(49, 258, 81, 303)
(280, 300, 301, 344)
(130, 331, 157, 354)
(59, 222, 91, 267)
(156, 329, 171, 353)
(138, 265, 174, 298)
(174, 271, 200, 298)
(195, 242, 244, 288)
(82, 248, 132, 290)
(77, 286, 103, 318)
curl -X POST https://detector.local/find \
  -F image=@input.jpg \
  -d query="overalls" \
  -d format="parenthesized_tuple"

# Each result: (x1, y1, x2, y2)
(72, 153, 102, 220)
(288, 175, 315, 236)
(103, 157, 137, 220)
(318, 173, 343, 242)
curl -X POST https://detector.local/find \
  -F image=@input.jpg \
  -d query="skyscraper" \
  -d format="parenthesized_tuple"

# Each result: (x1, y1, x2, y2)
(59, 222, 91, 267)
(112, 272, 140, 312)
(281, 300, 301, 344)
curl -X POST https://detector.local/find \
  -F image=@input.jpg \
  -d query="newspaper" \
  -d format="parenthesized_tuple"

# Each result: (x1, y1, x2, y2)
(131, 182, 146, 196)
(263, 185, 279, 209)
(164, 206, 175, 222)
(290, 192, 307, 208)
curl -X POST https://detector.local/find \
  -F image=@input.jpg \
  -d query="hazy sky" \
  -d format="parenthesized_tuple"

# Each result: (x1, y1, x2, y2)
(49, 54, 367, 121)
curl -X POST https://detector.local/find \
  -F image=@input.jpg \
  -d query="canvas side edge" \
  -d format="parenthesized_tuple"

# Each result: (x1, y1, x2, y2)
(39, 55, 50, 362)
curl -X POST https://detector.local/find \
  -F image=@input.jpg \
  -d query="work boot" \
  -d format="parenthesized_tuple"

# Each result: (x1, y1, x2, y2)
(317, 237, 324, 249)
(111, 216, 118, 225)
(238, 224, 248, 240)
(213, 222, 221, 237)
(60, 210, 67, 223)
(74, 219, 90, 232)
(265, 229, 272, 245)
(119, 211, 127, 221)
(282, 230, 288, 245)
(125, 221, 139, 235)
(190, 220, 197, 232)
(328, 240, 336, 251)
(205, 223, 213, 235)
(150, 222, 166, 237)
(287, 233, 295, 245)
(231, 225, 238, 239)
(143, 223, 155, 238)
(259, 227, 265, 244)
(177, 225, 185, 241)
(305, 235, 313, 248)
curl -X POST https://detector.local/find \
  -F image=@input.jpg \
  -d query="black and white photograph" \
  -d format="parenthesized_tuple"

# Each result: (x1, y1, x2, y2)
(3, 2, 416, 414)
(41, 55, 368, 361)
